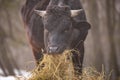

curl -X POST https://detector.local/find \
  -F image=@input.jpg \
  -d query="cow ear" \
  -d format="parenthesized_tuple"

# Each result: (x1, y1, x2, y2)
(74, 22, 91, 30)
(34, 10, 46, 17)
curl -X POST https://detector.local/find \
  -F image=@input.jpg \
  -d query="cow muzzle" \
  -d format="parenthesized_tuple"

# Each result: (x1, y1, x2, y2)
(47, 46, 59, 54)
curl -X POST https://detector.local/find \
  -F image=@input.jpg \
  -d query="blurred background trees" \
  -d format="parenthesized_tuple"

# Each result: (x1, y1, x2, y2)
(0, 0, 35, 76)
(81, 0, 120, 80)
(0, 0, 119, 80)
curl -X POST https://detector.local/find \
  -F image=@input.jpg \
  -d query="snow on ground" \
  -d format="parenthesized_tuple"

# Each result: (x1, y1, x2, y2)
(0, 76, 15, 80)
(14, 69, 30, 78)
(0, 69, 30, 80)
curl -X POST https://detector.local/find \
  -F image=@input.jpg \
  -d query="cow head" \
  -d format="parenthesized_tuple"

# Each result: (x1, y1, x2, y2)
(35, 5, 90, 54)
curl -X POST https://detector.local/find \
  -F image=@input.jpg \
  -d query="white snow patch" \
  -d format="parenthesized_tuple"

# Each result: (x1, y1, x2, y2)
(0, 68, 4, 76)
(0, 69, 31, 80)
(14, 69, 30, 77)
(0, 76, 15, 80)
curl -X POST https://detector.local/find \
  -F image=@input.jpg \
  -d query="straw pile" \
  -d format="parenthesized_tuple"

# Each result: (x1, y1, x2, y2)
(28, 50, 109, 80)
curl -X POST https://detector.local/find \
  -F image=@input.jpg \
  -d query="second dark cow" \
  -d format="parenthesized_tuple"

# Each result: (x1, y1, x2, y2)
(21, 0, 91, 74)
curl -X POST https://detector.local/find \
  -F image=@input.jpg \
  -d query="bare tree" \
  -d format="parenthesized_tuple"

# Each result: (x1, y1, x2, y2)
(0, 26, 15, 76)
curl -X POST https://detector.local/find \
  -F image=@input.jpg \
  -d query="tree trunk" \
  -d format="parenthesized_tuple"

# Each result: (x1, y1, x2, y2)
(81, 0, 120, 79)
(97, 0, 119, 79)
(81, 0, 103, 71)
(0, 26, 15, 76)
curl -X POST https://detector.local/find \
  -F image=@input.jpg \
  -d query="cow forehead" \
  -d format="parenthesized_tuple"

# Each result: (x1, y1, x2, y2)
(43, 16, 72, 30)
(43, 15, 72, 31)
(46, 5, 71, 16)
(43, 5, 72, 31)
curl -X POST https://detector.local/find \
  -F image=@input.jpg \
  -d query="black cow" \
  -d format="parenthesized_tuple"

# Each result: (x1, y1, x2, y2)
(21, 0, 91, 74)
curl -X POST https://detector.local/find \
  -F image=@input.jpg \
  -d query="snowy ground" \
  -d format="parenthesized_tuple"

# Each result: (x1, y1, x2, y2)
(0, 69, 30, 80)
(0, 76, 16, 80)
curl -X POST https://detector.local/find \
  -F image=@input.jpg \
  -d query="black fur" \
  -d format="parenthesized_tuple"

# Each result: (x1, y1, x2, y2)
(21, 0, 90, 75)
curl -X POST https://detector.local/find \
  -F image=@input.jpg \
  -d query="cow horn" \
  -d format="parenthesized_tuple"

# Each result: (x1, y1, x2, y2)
(71, 9, 83, 17)
(34, 10, 46, 17)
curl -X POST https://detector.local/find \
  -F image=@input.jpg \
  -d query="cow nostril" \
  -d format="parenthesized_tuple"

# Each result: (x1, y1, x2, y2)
(49, 47, 58, 50)
(49, 46, 58, 53)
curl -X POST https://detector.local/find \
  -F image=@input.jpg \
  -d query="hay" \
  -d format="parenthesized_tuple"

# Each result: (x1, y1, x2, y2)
(28, 50, 109, 80)
(82, 67, 109, 80)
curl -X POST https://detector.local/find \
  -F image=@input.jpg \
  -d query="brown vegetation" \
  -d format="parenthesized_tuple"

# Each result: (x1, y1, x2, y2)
(28, 50, 110, 80)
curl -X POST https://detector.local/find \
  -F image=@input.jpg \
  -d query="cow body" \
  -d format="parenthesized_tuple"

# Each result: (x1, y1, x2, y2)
(21, 0, 90, 74)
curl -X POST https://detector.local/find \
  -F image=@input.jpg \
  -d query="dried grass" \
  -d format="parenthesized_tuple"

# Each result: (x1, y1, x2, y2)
(28, 50, 109, 80)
